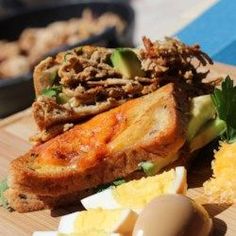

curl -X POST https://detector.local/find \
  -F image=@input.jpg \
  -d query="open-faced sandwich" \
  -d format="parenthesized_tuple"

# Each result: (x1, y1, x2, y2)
(0, 37, 228, 213)
(31, 37, 214, 142)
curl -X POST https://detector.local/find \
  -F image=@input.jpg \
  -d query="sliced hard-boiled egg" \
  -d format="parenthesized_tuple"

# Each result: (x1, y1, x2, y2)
(58, 208, 138, 234)
(81, 166, 187, 212)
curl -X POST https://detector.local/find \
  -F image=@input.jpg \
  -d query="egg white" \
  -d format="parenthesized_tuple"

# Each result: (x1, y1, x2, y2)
(58, 200, 126, 234)
(58, 211, 79, 233)
(81, 187, 121, 210)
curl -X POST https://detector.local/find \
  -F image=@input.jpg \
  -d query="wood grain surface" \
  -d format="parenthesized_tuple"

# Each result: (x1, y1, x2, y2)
(0, 63, 236, 236)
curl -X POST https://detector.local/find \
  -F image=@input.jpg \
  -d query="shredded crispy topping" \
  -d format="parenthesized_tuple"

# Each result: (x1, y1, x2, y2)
(140, 37, 214, 95)
(54, 46, 159, 106)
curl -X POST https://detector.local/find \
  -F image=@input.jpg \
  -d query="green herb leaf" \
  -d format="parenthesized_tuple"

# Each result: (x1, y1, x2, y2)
(211, 76, 236, 143)
(0, 178, 9, 209)
(95, 178, 126, 193)
(138, 161, 157, 176)
(42, 88, 57, 97)
(41, 85, 62, 98)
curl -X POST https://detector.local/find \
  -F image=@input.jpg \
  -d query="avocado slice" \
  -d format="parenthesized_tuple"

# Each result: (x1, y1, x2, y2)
(111, 48, 145, 78)
(190, 119, 226, 152)
(187, 95, 216, 141)
(57, 93, 71, 104)
(187, 94, 226, 152)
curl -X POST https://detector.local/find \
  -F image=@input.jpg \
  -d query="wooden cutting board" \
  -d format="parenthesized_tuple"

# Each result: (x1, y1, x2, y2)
(0, 63, 236, 236)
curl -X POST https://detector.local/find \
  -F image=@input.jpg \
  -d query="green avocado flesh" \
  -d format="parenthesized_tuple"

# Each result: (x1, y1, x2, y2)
(188, 95, 226, 151)
(111, 48, 145, 78)
(187, 95, 216, 141)
(190, 118, 226, 152)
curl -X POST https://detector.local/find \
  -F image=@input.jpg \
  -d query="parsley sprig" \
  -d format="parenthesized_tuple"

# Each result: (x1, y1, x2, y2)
(41, 85, 62, 98)
(96, 178, 126, 193)
(211, 76, 236, 143)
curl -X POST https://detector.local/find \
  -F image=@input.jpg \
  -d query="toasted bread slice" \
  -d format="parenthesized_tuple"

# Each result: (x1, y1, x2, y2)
(5, 170, 158, 212)
(32, 96, 123, 132)
(5, 170, 148, 212)
(8, 83, 188, 197)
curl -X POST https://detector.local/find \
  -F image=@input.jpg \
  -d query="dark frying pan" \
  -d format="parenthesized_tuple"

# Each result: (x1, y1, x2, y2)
(0, 1, 135, 117)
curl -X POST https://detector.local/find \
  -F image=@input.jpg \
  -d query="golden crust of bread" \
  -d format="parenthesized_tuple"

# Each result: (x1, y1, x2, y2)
(32, 97, 77, 130)
(33, 57, 59, 96)
(8, 83, 188, 197)
(30, 123, 74, 144)
(32, 96, 122, 131)
(6, 169, 148, 213)
(4, 188, 92, 213)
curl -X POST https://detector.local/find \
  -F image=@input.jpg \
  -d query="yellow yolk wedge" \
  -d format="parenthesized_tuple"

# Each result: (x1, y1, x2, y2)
(81, 166, 187, 212)
(204, 142, 236, 203)
(58, 208, 138, 234)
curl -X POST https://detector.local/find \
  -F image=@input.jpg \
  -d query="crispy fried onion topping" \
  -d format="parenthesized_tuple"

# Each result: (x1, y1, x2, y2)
(140, 37, 215, 95)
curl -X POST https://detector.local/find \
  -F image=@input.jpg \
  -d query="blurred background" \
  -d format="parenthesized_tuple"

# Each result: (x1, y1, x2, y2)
(0, 0, 235, 117)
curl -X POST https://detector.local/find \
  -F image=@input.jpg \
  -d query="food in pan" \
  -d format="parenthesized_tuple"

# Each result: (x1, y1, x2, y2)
(0, 37, 229, 214)
(0, 9, 125, 79)
(0, 41, 30, 78)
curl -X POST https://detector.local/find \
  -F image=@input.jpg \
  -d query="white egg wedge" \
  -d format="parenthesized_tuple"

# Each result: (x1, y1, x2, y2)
(81, 166, 187, 212)
(58, 212, 78, 233)
(58, 208, 138, 234)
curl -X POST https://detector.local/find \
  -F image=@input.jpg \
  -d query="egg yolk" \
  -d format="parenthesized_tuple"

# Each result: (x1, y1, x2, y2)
(113, 169, 175, 208)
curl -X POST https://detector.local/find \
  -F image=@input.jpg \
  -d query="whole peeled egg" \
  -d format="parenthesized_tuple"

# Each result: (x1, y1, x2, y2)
(133, 194, 212, 236)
